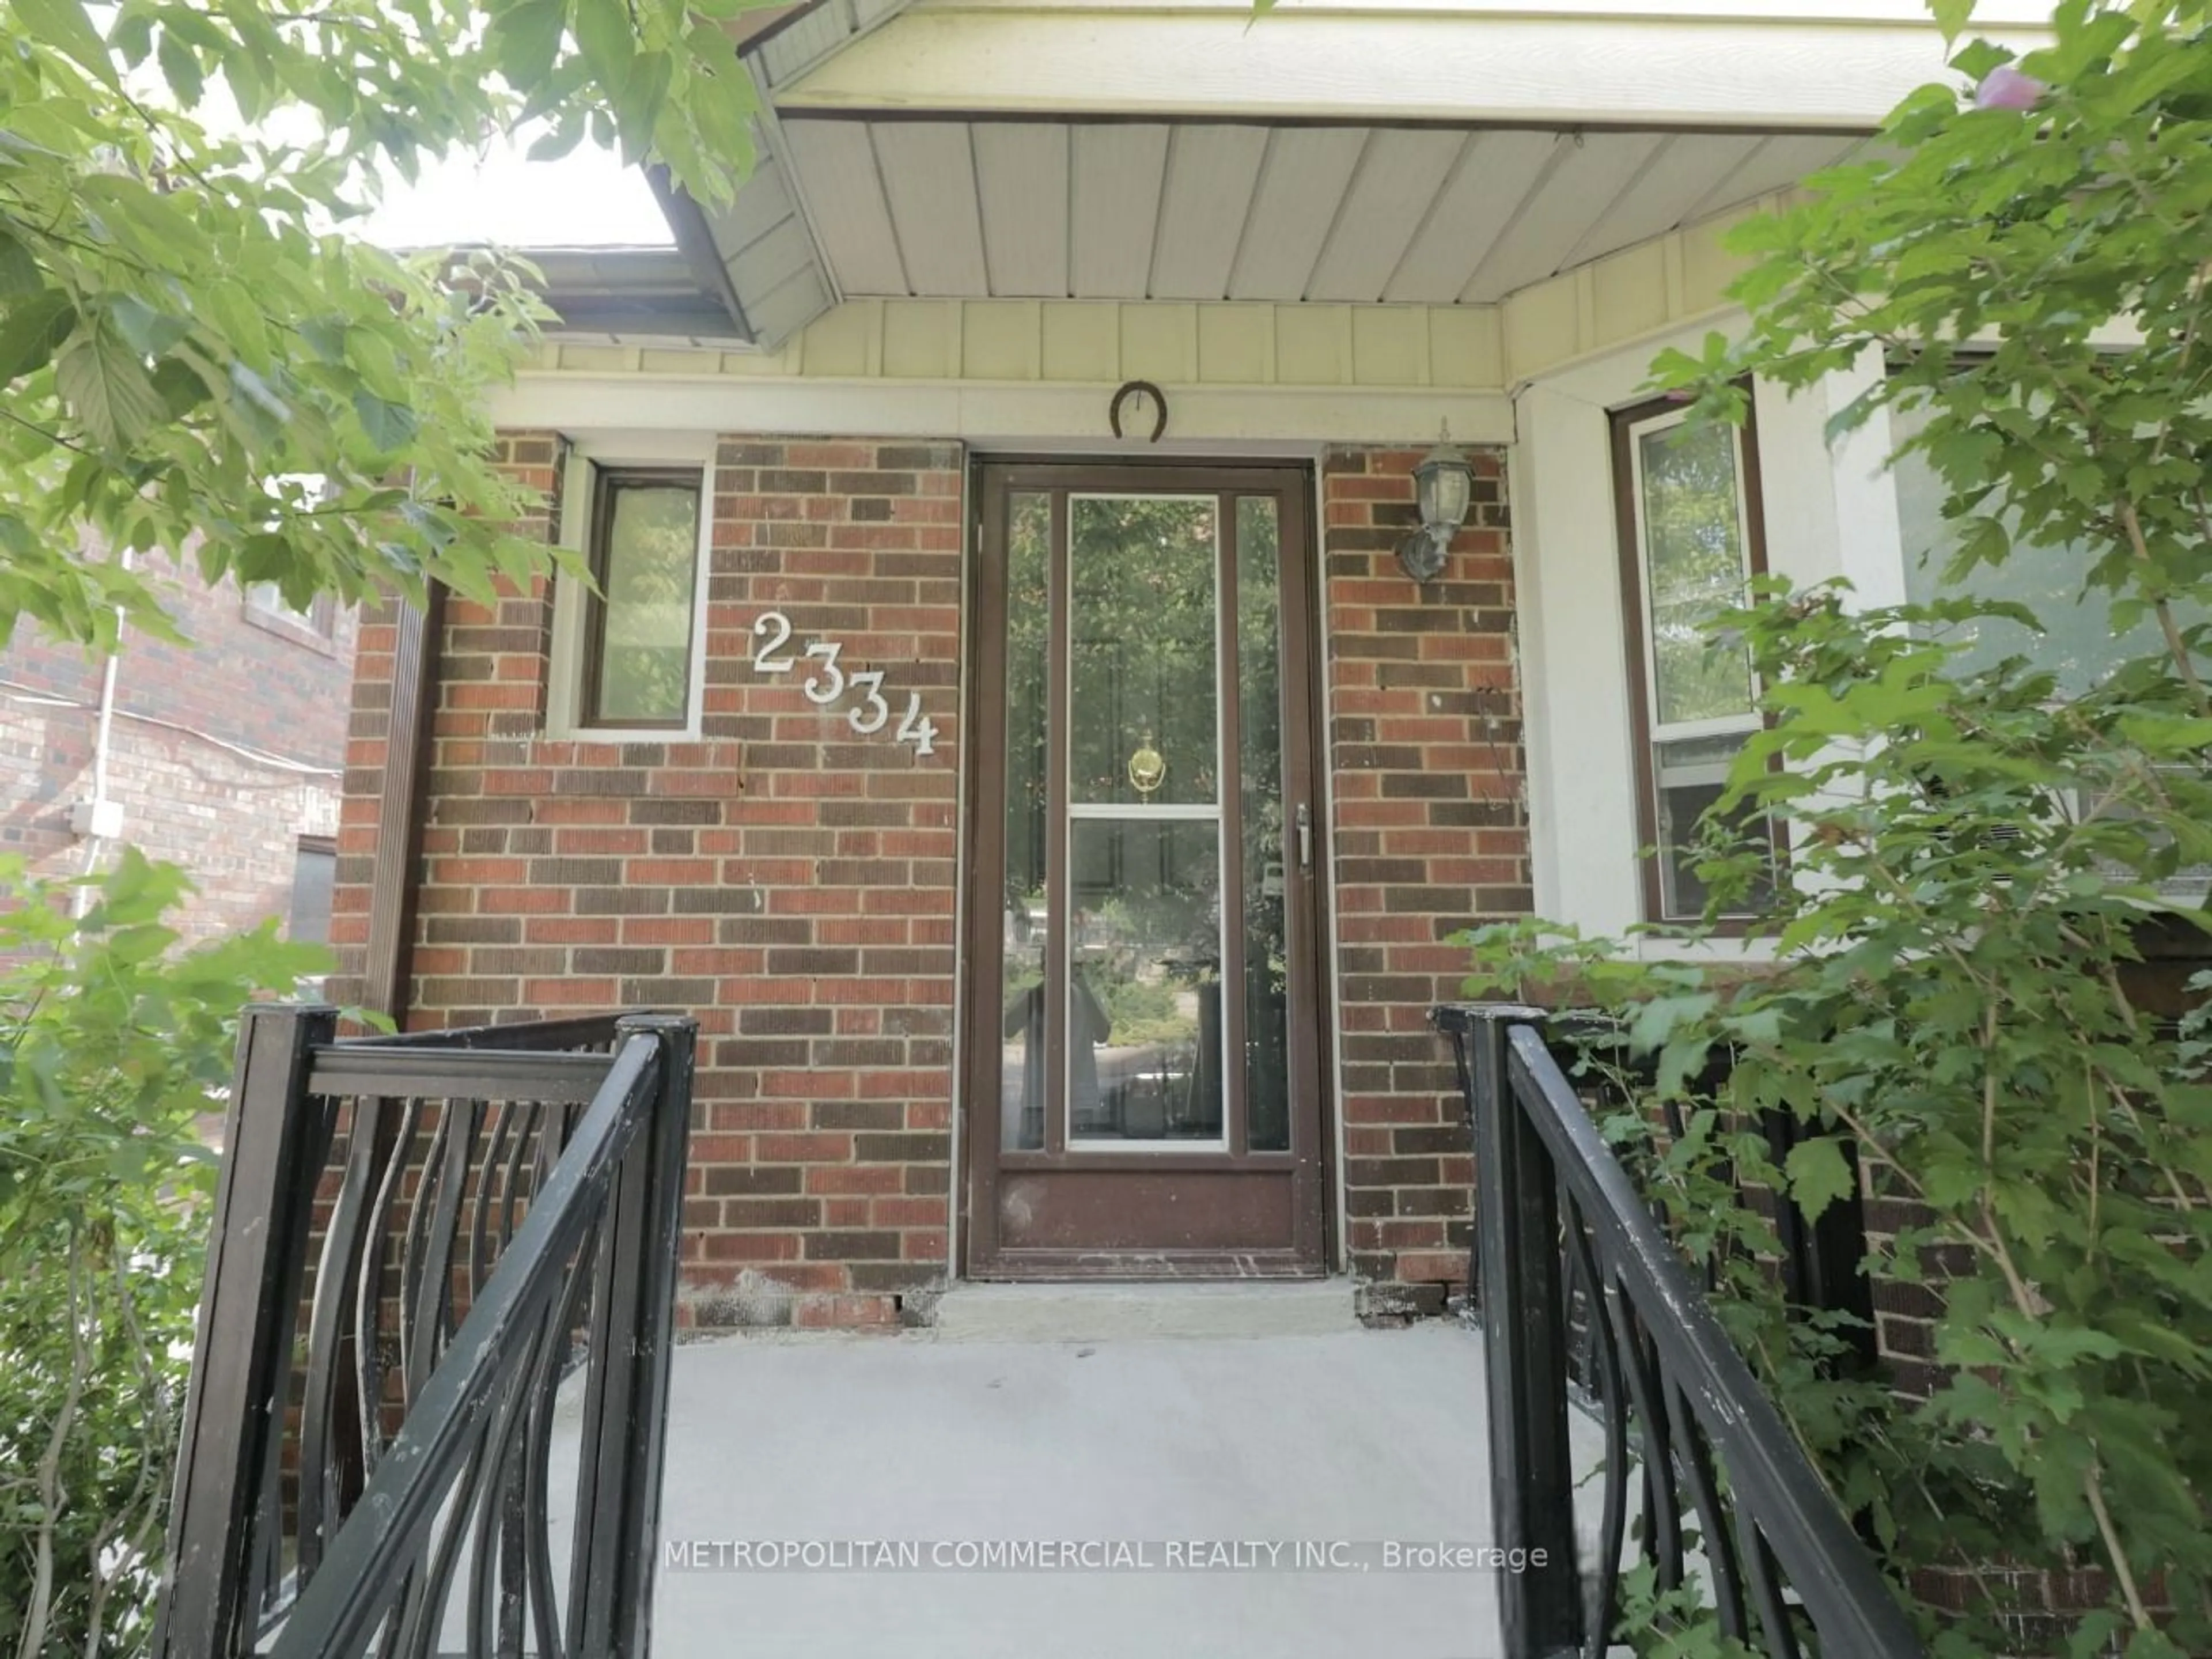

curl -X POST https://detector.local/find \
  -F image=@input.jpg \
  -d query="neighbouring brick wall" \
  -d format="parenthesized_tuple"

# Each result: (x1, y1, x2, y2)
(0, 551, 355, 944)
(1320, 446, 1528, 1319)
(330, 434, 963, 1331)
(329, 430, 567, 1000)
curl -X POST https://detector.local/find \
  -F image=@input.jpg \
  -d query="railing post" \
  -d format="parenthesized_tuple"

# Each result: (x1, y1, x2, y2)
(154, 1002, 339, 1659)
(1450, 1003, 1585, 1659)
(572, 1014, 698, 1658)
(1760, 1107, 1877, 1373)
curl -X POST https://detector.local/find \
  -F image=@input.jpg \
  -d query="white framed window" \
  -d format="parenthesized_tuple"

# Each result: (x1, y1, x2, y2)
(243, 582, 340, 649)
(547, 438, 715, 738)
(1611, 396, 1774, 924)
(1888, 399, 2205, 694)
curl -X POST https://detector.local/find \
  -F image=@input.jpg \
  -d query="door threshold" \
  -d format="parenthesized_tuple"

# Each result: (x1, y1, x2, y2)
(973, 1248, 1324, 1282)
(930, 1278, 1355, 1343)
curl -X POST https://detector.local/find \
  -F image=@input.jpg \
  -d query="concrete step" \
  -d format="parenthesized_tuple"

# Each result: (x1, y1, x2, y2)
(926, 1278, 1357, 1343)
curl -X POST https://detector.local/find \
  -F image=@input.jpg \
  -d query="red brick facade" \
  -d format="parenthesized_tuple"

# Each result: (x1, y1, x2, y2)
(0, 553, 356, 944)
(331, 430, 1525, 1326)
(1320, 446, 1528, 1315)
(330, 434, 964, 1331)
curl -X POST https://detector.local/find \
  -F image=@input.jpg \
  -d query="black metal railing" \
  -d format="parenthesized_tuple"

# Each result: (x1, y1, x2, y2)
(1508, 1012, 1878, 1385)
(1434, 1003, 1923, 1659)
(152, 1003, 697, 1659)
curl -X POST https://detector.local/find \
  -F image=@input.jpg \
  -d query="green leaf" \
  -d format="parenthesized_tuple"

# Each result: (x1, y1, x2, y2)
(0, 290, 78, 382)
(1783, 1137, 1855, 1223)
(527, 120, 585, 162)
(0, 231, 40, 298)
(352, 389, 420, 452)
(298, 316, 349, 363)
(109, 7, 153, 65)
(1627, 993, 1717, 1058)
(105, 923, 178, 966)
(572, 0, 635, 87)
(151, 356, 211, 417)
(613, 49, 673, 164)
(109, 296, 190, 359)
(156, 28, 204, 106)
(2123, 1626, 2189, 1659)
(13, 0, 122, 86)
(55, 317, 168, 450)
(228, 360, 292, 426)
(491, 0, 570, 92)
(1930, 0, 1978, 42)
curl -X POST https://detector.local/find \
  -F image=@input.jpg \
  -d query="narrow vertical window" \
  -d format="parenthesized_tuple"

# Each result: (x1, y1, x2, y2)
(582, 468, 703, 729)
(1612, 399, 1771, 922)
(287, 836, 336, 945)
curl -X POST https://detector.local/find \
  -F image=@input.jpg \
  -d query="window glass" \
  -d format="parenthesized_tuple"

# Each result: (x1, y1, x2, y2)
(287, 839, 336, 945)
(1618, 403, 1772, 924)
(1890, 403, 2203, 695)
(1652, 734, 1775, 919)
(588, 472, 702, 727)
(1637, 417, 1757, 729)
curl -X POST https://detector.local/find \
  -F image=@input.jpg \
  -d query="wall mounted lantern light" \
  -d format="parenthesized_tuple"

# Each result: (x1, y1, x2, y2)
(1399, 430, 1474, 584)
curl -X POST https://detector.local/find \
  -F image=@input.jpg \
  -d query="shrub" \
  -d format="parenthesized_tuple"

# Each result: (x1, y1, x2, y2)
(0, 850, 325, 1657)
(1466, 588, 2212, 1655)
(1463, 2, 2212, 1650)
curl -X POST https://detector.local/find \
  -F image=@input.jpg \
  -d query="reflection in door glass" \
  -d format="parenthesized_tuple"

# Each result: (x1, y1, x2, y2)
(1068, 819, 1224, 1143)
(1069, 497, 1219, 806)
(1236, 499, 1291, 1152)
(1000, 493, 1051, 1152)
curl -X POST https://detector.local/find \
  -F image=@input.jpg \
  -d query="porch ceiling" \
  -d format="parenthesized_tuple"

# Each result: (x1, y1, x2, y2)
(775, 118, 1862, 308)
(642, 0, 2051, 349)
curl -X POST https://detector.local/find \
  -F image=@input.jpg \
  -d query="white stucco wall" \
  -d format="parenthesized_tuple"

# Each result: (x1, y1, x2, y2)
(1510, 326, 1914, 946)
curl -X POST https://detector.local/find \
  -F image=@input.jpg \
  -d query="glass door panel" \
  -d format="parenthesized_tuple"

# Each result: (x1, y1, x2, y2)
(1068, 496, 1221, 808)
(1068, 817, 1224, 1144)
(1234, 498, 1291, 1152)
(999, 493, 1051, 1152)
(1065, 494, 1225, 1147)
(968, 461, 1325, 1274)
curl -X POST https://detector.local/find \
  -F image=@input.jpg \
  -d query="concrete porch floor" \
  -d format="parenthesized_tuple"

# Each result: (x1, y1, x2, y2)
(580, 1282, 1508, 1659)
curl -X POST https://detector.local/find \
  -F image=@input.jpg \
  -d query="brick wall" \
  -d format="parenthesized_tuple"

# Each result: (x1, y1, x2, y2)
(332, 431, 1525, 1326)
(1319, 446, 1528, 1319)
(328, 429, 566, 1007)
(329, 434, 964, 1331)
(0, 552, 355, 944)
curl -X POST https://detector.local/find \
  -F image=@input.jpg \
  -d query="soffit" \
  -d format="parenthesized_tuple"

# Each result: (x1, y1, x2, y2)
(650, 0, 918, 349)
(774, 119, 1863, 307)
(669, 0, 2050, 344)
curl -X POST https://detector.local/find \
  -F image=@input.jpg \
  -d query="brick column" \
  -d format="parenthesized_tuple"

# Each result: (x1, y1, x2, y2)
(328, 431, 565, 1010)
(1320, 445, 1529, 1320)
(681, 438, 963, 1329)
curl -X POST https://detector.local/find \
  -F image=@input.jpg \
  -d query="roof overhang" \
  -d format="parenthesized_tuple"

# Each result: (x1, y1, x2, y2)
(528, 246, 755, 344)
(544, 0, 2055, 351)
(777, 0, 2052, 129)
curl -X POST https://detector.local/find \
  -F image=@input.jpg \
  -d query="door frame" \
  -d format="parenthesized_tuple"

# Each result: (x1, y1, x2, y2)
(957, 456, 1335, 1279)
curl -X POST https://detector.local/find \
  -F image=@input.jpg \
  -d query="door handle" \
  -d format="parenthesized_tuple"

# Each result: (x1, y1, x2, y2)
(1296, 803, 1312, 872)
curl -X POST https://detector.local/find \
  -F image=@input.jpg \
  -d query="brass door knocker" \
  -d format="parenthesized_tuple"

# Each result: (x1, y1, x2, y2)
(1127, 732, 1166, 796)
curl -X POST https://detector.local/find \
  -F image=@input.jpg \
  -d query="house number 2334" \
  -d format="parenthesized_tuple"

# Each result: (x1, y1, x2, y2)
(750, 611, 939, 756)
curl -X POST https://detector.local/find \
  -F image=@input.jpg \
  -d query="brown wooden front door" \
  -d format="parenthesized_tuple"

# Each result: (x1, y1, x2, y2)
(963, 461, 1330, 1278)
